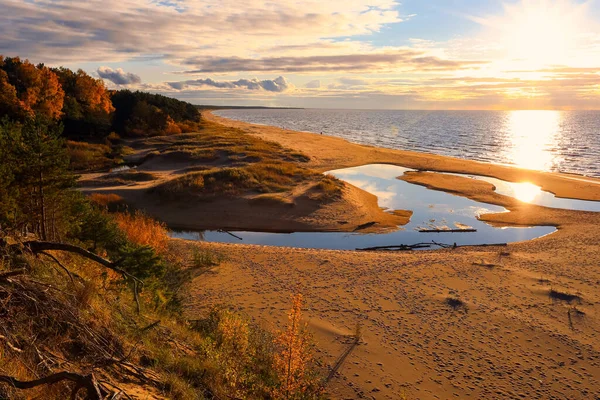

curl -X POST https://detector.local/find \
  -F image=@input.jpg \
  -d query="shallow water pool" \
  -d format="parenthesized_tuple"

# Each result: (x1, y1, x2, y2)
(171, 164, 556, 250)
(450, 174, 600, 212)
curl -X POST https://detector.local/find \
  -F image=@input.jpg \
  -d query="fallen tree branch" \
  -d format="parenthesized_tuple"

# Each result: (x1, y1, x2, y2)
(217, 229, 243, 241)
(38, 251, 76, 285)
(357, 240, 508, 252)
(0, 372, 102, 399)
(356, 243, 432, 251)
(141, 320, 161, 332)
(0, 269, 26, 280)
(21, 241, 129, 277)
(17, 241, 144, 314)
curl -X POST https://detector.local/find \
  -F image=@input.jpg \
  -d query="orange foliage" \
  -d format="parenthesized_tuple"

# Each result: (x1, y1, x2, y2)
(74, 69, 114, 115)
(164, 115, 182, 135)
(53, 67, 114, 121)
(0, 56, 64, 120)
(113, 210, 169, 255)
(272, 293, 319, 399)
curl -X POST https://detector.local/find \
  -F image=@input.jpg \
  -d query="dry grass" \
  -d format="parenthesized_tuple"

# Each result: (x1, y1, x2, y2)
(88, 193, 127, 209)
(113, 210, 170, 255)
(0, 246, 324, 400)
(249, 193, 295, 207)
(89, 170, 158, 186)
(140, 119, 310, 166)
(153, 162, 320, 199)
(67, 140, 114, 171)
(312, 175, 344, 202)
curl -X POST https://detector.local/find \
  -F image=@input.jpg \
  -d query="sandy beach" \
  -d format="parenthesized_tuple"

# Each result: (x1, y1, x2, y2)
(177, 112, 600, 399)
(81, 111, 600, 399)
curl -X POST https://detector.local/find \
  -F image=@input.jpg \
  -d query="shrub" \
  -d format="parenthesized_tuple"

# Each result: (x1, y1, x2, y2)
(88, 193, 126, 211)
(67, 140, 114, 171)
(272, 294, 322, 399)
(113, 210, 169, 256)
(191, 247, 223, 269)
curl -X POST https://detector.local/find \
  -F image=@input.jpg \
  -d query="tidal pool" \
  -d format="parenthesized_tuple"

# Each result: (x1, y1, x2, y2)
(449, 174, 600, 212)
(171, 164, 557, 250)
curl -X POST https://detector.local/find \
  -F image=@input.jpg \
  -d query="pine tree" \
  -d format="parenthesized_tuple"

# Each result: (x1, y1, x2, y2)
(1, 118, 76, 239)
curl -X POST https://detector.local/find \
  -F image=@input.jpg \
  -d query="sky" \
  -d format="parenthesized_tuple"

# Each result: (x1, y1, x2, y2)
(1, 0, 600, 110)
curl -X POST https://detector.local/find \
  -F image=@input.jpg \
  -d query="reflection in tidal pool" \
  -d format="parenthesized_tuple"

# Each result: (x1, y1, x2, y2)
(458, 174, 600, 212)
(171, 164, 557, 250)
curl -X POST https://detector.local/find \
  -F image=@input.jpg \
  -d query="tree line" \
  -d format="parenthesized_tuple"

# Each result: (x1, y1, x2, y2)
(0, 55, 201, 139)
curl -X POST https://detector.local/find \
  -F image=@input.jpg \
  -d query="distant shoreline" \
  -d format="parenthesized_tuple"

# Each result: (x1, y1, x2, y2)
(197, 105, 303, 110)
(208, 108, 600, 179)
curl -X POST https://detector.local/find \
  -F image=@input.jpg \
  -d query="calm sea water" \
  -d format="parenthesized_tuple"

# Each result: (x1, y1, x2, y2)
(214, 109, 600, 177)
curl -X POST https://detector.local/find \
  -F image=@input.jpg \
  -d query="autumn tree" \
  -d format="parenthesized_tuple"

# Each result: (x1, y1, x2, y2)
(52, 67, 114, 137)
(0, 56, 64, 121)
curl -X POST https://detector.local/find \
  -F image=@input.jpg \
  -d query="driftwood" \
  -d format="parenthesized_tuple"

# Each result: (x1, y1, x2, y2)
(0, 372, 103, 399)
(419, 228, 477, 233)
(357, 241, 507, 252)
(217, 229, 243, 241)
(356, 243, 432, 251)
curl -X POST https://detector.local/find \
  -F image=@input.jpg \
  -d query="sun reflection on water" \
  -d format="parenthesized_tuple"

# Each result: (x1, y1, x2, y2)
(506, 182, 543, 203)
(505, 110, 562, 172)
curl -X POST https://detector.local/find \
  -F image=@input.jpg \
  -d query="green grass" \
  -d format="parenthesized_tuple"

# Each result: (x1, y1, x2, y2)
(191, 247, 223, 269)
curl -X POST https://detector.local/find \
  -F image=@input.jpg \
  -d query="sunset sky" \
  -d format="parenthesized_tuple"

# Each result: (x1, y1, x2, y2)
(2, 0, 600, 109)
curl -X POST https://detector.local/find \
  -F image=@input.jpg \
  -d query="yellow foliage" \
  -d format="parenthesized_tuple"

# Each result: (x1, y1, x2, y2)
(272, 293, 320, 399)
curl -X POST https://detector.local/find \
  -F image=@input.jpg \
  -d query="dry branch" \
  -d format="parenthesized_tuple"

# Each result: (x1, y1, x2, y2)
(0, 372, 102, 399)
(0, 269, 26, 280)
(39, 251, 76, 285)
(16, 241, 144, 313)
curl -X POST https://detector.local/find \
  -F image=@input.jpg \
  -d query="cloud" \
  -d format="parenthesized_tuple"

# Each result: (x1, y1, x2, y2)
(179, 52, 487, 74)
(167, 76, 292, 92)
(0, 0, 404, 63)
(97, 67, 141, 85)
(338, 77, 369, 85)
(305, 80, 321, 88)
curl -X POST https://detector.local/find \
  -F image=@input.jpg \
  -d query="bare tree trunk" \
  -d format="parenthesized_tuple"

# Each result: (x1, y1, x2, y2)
(39, 165, 47, 241)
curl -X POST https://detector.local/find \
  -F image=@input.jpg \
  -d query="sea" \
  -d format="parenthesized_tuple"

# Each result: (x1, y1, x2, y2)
(214, 109, 600, 178)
